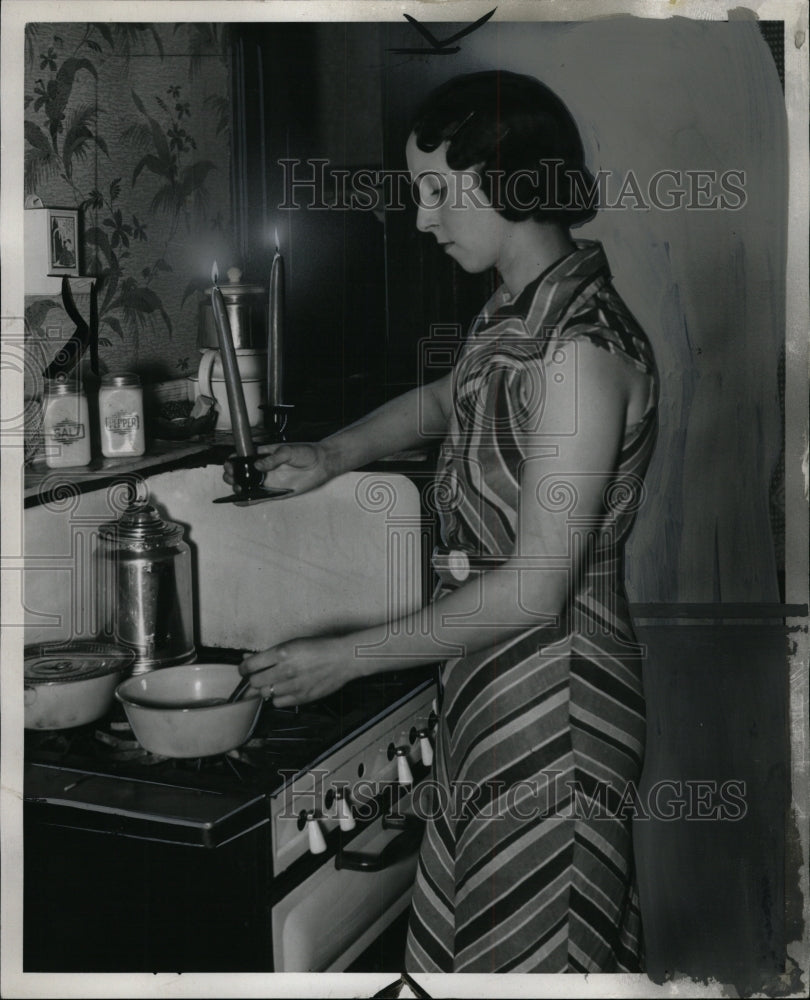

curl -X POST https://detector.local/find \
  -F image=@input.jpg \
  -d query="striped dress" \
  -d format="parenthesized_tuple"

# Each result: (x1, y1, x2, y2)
(405, 241, 658, 973)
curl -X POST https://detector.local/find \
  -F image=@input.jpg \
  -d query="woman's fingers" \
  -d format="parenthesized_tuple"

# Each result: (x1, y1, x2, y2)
(225, 447, 286, 476)
(240, 649, 297, 702)
(240, 661, 279, 700)
(239, 649, 276, 678)
(254, 445, 294, 473)
(223, 444, 324, 495)
(247, 668, 298, 704)
(222, 463, 240, 491)
(255, 443, 319, 471)
(237, 637, 346, 708)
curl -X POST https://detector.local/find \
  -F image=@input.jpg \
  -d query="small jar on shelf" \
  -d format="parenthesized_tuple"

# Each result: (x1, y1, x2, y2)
(99, 372, 145, 458)
(41, 378, 92, 469)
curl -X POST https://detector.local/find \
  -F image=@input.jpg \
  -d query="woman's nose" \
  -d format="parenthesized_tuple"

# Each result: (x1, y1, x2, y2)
(415, 203, 437, 233)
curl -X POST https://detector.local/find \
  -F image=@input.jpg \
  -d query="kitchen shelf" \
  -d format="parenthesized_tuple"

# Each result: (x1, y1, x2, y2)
(24, 440, 215, 507)
(23, 439, 437, 509)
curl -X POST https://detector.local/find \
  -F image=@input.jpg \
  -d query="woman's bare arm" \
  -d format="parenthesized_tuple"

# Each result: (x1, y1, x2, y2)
(321, 371, 453, 476)
(225, 372, 453, 494)
(240, 342, 642, 705)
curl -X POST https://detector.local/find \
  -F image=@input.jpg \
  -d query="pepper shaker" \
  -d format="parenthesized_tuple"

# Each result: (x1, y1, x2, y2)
(99, 372, 145, 458)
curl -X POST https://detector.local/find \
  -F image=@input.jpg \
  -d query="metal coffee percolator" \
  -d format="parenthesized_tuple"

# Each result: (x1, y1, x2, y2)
(198, 267, 267, 351)
(96, 503, 196, 673)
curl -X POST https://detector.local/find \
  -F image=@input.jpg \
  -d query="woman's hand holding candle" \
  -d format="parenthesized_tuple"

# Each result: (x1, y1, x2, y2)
(224, 441, 335, 496)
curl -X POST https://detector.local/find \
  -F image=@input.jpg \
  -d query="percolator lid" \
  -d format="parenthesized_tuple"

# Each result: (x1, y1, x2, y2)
(97, 503, 184, 547)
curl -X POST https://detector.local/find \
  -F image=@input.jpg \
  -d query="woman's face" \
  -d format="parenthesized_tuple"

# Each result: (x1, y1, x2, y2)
(406, 134, 507, 274)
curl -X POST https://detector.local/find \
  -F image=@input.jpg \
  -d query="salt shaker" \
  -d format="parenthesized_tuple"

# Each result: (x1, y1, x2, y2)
(42, 378, 92, 468)
(99, 372, 145, 457)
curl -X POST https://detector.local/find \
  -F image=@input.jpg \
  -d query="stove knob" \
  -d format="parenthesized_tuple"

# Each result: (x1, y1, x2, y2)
(417, 729, 434, 767)
(306, 811, 327, 854)
(336, 789, 356, 832)
(395, 746, 413, 787)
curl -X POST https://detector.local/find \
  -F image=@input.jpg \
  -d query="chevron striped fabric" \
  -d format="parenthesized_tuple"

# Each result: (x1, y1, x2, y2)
(405, 241, 658, 973)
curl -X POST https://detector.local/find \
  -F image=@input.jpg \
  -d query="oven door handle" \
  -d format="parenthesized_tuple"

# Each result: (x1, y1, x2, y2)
(334, 813, 424, 873)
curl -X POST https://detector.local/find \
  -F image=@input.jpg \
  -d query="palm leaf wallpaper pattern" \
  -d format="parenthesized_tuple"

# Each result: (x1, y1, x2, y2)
(24, 22, 234, 379)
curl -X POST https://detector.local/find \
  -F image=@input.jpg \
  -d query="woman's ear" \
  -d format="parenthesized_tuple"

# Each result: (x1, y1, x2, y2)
(459, 164, 491, 210)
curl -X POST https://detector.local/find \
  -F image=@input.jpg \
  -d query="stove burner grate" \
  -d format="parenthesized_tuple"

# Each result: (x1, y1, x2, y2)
(87, 720, 293, 776)
(26, 665, 437, 792)
(25, 727, 80, 759)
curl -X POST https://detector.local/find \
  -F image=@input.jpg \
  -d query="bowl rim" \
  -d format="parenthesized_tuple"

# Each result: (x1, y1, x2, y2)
(115, 693, 262, 713)
(115, 662, 261, 712)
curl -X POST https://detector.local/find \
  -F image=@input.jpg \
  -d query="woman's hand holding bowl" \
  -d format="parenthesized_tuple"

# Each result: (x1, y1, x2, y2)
(239, 636, 358, 707)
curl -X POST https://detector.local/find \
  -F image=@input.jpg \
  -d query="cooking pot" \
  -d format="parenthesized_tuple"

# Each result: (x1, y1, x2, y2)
(24, 641, 135, 729)
(96, 503, 196, 673)
(198, 268, 267, 350)
(116, 662, 262, 757)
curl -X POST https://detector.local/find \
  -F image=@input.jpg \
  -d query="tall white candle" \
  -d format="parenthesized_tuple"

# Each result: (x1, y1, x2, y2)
(267, 240, 284, 411)
(211, 262, 255, 457)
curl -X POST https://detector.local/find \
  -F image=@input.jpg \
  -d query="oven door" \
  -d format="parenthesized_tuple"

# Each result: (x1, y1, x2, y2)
(272, 810, 423, 971)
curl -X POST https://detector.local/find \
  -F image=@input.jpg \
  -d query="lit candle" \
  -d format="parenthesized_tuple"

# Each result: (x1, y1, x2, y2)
(211, 262, 255, 458)
(267, 232, 284, 412)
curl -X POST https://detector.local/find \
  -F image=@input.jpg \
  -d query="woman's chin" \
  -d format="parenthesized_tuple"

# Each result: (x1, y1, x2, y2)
(445, 247, 483, 273)
(455, 258, 491, 275)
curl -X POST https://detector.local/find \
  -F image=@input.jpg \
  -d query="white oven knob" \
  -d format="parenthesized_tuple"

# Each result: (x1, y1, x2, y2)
(395, 746, 413, 787)
(418, 729, 434, 767)
(336, 790, 356, 832)
(306, 811, 327, 854)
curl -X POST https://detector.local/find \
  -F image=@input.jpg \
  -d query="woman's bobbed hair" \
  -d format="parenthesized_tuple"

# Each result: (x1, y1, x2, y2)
(410, 70, 597, 227)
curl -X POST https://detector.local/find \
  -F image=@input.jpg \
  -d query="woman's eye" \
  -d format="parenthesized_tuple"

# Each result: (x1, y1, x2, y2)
(414, 175, 447, 208)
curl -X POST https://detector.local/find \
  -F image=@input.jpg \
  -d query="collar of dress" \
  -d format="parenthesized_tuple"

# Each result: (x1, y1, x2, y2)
(478, 239, 610, 333)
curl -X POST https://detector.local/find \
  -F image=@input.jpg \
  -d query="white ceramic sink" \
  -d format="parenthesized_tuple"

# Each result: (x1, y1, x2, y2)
(23, 464, 424, 654)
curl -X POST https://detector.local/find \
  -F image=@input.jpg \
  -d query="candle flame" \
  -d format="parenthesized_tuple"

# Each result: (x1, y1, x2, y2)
(274, 228, 280, 254)
(211, 261, 219, 285)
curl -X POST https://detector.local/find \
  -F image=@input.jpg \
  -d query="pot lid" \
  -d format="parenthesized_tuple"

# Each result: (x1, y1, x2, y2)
(97, 503, 184, 548)
(24, 642, 135, 685)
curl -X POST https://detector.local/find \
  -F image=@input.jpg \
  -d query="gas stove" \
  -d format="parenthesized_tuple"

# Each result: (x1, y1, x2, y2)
(26, 702, 336, 781)
(24, 651, 438, 972)
(25, 648, 436, 843)
(27, 644, 430, 755)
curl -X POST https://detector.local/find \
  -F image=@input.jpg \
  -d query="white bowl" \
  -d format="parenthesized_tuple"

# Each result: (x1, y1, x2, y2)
(116, 662, 262, 758)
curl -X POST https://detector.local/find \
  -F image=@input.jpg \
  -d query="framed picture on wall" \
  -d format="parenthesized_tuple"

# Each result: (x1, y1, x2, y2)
(46, 207, 79, 276)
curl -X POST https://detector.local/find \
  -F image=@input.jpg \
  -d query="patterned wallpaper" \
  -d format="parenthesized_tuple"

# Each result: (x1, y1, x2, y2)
(24, 22, 234, 390)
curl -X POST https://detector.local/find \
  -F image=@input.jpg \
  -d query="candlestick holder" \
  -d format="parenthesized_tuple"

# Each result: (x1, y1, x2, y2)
(212, 454, 293, 506)
(209, 263, 293, 507)
(260, 402, 294, 443)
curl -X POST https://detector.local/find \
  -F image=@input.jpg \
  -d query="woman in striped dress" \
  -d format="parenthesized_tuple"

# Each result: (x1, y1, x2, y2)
(231, 70, 658, 974)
